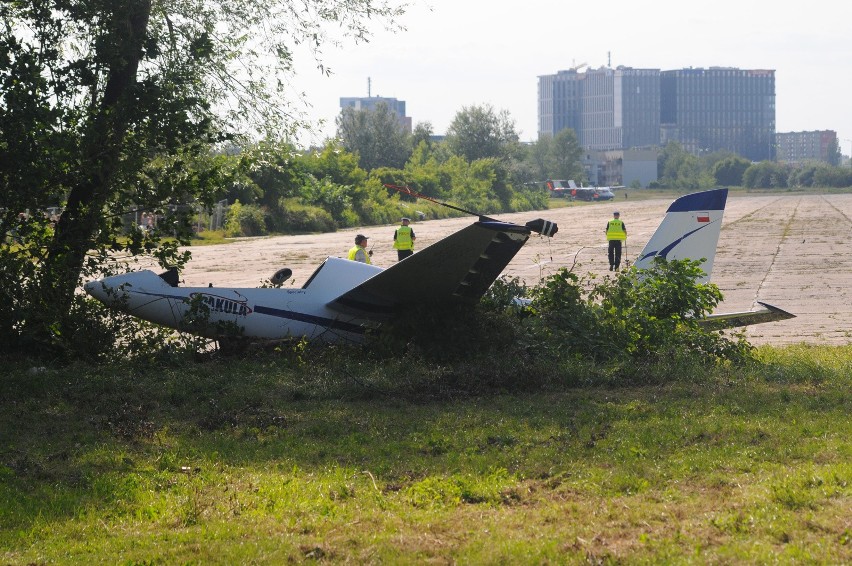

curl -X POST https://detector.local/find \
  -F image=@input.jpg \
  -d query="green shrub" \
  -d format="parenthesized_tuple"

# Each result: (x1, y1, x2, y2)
(268, 198, 336, 233)
(521, 259, 754, 366)
(224, 200, 266, 237)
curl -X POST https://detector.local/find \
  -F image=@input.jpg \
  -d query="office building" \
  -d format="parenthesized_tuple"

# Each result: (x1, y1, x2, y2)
(538, 65, 777, 184)
(775, 130, 838, 165)
(537, 70, 582, 140)
(339, 96, 412, 132)
(660, 67, 775, 161)
(580, 67, 661, 151)
(538, 67, 660, 151)
(539, 66, 776, 160)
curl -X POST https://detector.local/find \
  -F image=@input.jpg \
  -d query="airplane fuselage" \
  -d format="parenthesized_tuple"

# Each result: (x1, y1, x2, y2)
(84, 259, 381, 343)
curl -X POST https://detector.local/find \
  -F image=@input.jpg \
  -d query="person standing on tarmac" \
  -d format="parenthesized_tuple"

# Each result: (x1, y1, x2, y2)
(348, 234, 372, 264)
(393, 217, 416, 261)
(605, 211, 627, 271)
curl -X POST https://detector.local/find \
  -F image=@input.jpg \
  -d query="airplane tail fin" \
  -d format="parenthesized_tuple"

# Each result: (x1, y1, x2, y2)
(634, 188, 728, 283)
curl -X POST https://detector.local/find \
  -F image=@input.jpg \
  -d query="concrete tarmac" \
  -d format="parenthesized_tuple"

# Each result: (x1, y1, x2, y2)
(170, 193, 852, 346)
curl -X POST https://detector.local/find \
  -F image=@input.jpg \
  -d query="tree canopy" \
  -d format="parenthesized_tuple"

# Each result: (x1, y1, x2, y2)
(445, 104, 520, 162)
(0, 0, 405, 357)
(336, 101, 412, 170)
(528, 128, 585, 183)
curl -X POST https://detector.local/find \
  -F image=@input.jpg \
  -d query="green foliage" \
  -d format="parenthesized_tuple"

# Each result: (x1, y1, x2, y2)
(439, 156, 500, 214)
(789, 163, 824, 188)
(521, 259, 753, 367)
(480, 276, 531, 312)
(203, 132, 564, 238)
(370, 259, 753, 391)
(300, 139, 369, 188)
(224, 200, 266, 237)
(1, 345, 850, 563)
(301, 177, 354, 225)
(0, 1, 405, 357)
(267, 198, 336, 233)
(348, 178, 404, 226)
(445, 104, 520, 162)
(743, 161, 792, 189)
(528, 128, 585, 183)
(239, 141, 308, 207)
(336, 102, 412, 171)
(411, 121, 434, 150)
(810, 164, 852, 188)
(712, 155, 751, 186)
(368, 301, 523, 368)
(653, 142, 852, 191)
(657, 142, 715, 189)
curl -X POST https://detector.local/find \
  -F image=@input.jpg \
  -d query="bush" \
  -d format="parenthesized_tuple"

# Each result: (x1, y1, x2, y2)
(269, 198, 336, 233)
(520, 259, 754, 366)
(224, 200, 266, 237)
(366, 259, 753, 393)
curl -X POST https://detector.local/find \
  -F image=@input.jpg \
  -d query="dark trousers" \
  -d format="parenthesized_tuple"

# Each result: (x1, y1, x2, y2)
(397, 249, 413, 261)
(608, 240, 622, 269)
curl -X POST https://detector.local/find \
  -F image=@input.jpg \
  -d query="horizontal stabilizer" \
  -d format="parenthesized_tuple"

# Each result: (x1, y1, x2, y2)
(698, 301, 796, 330)
(525, 218, 559, 237)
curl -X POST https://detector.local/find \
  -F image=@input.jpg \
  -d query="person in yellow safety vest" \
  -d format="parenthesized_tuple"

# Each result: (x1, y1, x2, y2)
(605, 211, 627, 271)
(393, 217, 416, 261)
(348, 234, 372, 264)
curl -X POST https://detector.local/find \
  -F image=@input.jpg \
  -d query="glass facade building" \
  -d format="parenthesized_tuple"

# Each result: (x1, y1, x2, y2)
(537, 70, 582, 139)
(660, 68, 775, 161)
(538, 66, 776, 161)
(581, 67, 660, 151)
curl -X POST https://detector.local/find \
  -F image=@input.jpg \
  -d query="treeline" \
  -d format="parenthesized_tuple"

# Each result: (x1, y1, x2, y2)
(213, 104, 585, 236)
(653, 142, 852, 190)
(220, 123, 852, 238)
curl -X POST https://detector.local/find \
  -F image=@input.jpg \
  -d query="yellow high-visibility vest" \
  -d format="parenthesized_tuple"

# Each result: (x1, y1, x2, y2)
(606, 219, 626, 241)
(393, 225, 414, 250)
(348, 245, 371, 264)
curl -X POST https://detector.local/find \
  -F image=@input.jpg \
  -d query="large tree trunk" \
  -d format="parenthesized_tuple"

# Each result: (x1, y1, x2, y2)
(29, 2, 153, 343)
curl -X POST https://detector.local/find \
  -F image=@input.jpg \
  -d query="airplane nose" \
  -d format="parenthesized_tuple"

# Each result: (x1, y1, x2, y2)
(84, 280, 107, 302)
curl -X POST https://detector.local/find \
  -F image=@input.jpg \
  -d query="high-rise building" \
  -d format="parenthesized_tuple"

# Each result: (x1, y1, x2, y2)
(580, 67, 660, 151)
(775, 130, 838, 165)
(660, 68, 775, 161)
(537, 70, 582, 139)
(339, 96, 412, 132)
(538, 66, 776, 161)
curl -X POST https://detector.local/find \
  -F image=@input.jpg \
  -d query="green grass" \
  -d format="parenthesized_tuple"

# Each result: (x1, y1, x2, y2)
(1, 345, 850, 564)
(187, 229, 232, 246)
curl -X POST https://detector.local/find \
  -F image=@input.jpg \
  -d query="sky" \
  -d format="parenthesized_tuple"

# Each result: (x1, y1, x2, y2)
(291, 0, 852, 155)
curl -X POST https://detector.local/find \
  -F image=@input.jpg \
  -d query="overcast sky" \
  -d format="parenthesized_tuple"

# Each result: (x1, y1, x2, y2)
(291, 0, 852, 155)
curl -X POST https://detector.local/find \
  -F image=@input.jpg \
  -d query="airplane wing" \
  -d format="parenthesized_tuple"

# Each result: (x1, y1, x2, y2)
(328, 219, 546, 317)
(698, 301, 796, 330)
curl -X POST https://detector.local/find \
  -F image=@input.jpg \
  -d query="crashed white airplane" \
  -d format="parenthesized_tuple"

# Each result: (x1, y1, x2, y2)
(84, 188, 793, 344)
(85, 215, 559, 344)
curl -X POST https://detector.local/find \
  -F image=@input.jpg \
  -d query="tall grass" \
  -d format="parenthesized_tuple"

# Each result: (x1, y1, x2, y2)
(1, 344, 850, 563)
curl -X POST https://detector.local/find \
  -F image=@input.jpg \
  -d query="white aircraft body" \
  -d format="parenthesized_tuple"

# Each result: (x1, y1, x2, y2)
(84, 189, 793, 344)
(85, 218, 559, 344)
